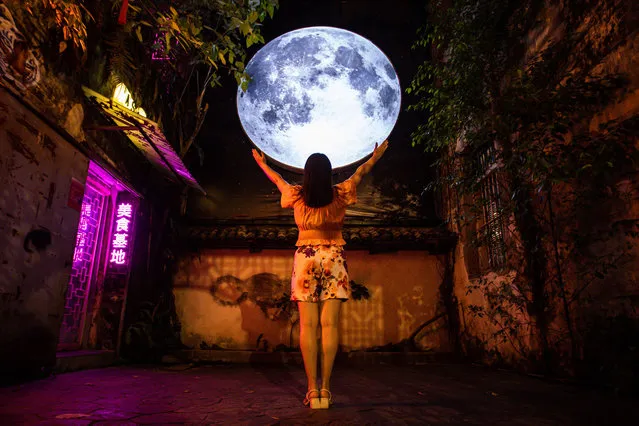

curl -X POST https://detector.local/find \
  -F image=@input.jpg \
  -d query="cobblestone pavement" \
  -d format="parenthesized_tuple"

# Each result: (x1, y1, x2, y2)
(0, 363, 636, 425)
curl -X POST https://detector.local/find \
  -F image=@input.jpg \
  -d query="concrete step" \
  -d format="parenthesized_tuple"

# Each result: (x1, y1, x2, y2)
(56, 350, 116, 374)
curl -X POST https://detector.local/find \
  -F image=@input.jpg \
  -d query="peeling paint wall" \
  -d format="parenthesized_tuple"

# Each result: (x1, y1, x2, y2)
(0, 87, 89, 379)
(174, 249, 449, 352)
(450, 4, 639, 366)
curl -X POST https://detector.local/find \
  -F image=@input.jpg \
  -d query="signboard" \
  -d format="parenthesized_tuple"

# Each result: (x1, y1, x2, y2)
(107, 192, 138, 274)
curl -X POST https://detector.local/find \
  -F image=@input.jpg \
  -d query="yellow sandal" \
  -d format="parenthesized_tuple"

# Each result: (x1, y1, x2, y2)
(303, 389, 321, 409)
(320, 389, 333, 409)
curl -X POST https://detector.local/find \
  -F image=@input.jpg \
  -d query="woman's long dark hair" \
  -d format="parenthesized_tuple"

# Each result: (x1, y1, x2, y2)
(302, 153, 333, 207)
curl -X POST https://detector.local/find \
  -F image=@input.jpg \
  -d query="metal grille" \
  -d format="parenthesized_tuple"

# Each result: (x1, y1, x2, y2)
(480, 172, 507, 269)
(477, 144, 496, 172)
(59, 184, 105, 346)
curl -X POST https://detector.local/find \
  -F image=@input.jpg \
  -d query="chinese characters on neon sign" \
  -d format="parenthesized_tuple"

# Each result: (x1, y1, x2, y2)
(109, 202, 133, 266)
(72, 202, 92, 264)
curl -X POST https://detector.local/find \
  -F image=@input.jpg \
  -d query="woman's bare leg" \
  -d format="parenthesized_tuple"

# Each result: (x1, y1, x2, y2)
(319, 299, 341, 393)
(297, 301, 320, 391)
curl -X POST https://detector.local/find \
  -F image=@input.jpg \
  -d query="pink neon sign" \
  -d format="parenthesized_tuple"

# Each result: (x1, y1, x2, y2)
(109, 201, 134, 266)
(72, 202, 92, 264)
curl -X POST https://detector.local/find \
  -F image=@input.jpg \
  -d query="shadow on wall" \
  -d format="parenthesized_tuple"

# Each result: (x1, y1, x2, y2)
(173, 272, 296, 351)
(0, 312, 58, 382)
(1, 228, 57, 380)
(172, 249, 450, 352)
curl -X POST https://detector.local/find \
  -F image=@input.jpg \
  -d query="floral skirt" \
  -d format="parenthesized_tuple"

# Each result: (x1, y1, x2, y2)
(291, 245, 351, 302)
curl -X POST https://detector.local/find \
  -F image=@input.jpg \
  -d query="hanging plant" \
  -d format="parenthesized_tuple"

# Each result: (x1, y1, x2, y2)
(3, 0, 280, 159)
(16, 0, 92, 58)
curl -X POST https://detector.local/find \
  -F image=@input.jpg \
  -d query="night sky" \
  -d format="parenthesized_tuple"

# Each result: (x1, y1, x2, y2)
(187, 0, 437, 226)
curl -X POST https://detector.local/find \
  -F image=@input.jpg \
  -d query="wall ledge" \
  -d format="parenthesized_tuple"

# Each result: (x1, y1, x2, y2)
(164, 349, 455, 366)
(182, 224, 457, 253)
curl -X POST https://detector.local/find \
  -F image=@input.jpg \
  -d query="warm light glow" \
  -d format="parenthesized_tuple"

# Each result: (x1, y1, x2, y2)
(113, 83, 147, 117)
(237, 27, 401, 170)
(113, 83, 135, 110)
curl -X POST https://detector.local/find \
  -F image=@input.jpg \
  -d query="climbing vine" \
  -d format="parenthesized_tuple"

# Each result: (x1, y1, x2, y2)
(409, 0, 639, 385)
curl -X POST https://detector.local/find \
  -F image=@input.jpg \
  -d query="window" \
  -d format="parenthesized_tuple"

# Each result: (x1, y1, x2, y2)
(463, 144, 507, 275)
(480, 171, 507, 270)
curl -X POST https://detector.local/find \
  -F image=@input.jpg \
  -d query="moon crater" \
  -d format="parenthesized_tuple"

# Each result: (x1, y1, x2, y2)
(237, 26, 401, 170)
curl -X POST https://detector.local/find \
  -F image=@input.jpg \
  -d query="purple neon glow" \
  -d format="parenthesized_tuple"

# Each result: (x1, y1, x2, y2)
(63, 179, 105, 345)
(151, 32, 177, 61)
(82, 87, 203, 193)
(109, 202, 134, 265)
(72, 202, 92, 264)
(139, 119, 200, 185)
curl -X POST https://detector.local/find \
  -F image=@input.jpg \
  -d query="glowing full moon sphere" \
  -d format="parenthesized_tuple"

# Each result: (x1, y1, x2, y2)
(237, 26, 401, 170)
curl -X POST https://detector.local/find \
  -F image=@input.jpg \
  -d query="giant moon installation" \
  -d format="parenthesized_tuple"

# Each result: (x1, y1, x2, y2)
(237, 27, 401, 170)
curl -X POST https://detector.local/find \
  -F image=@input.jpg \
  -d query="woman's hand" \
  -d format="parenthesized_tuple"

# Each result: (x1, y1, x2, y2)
(252, 148, 290, 191)
(252, 149, 266, 166)
(372, 139, 389, 162)
(350, 139, 389, 186)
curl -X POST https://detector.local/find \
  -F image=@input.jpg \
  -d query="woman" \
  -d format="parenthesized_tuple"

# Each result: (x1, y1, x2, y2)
(252, 140, 388, 408)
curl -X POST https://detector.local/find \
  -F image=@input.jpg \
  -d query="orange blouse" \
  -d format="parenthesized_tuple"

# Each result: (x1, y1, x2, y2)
(280, 178, 357, 246)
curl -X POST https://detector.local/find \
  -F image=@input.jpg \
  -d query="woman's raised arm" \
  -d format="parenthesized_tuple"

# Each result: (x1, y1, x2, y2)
(252, 149, 290, 192)
(349, 139, 389, 186)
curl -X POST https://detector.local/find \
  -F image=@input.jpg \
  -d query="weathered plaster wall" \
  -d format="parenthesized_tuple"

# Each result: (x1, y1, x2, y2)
(451, 3, 639, 366)
(0, 87, 88, 379)
(173, 249, 448, 352)
(452, 246, 531, 363)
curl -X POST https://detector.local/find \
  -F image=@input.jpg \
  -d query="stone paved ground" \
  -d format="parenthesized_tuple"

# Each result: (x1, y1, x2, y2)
(0, 363, 637, 425)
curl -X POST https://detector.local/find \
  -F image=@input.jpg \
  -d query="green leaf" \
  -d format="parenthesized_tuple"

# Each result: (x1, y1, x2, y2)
(231, 17, 243, 28)
(239, 21, 251, 36)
